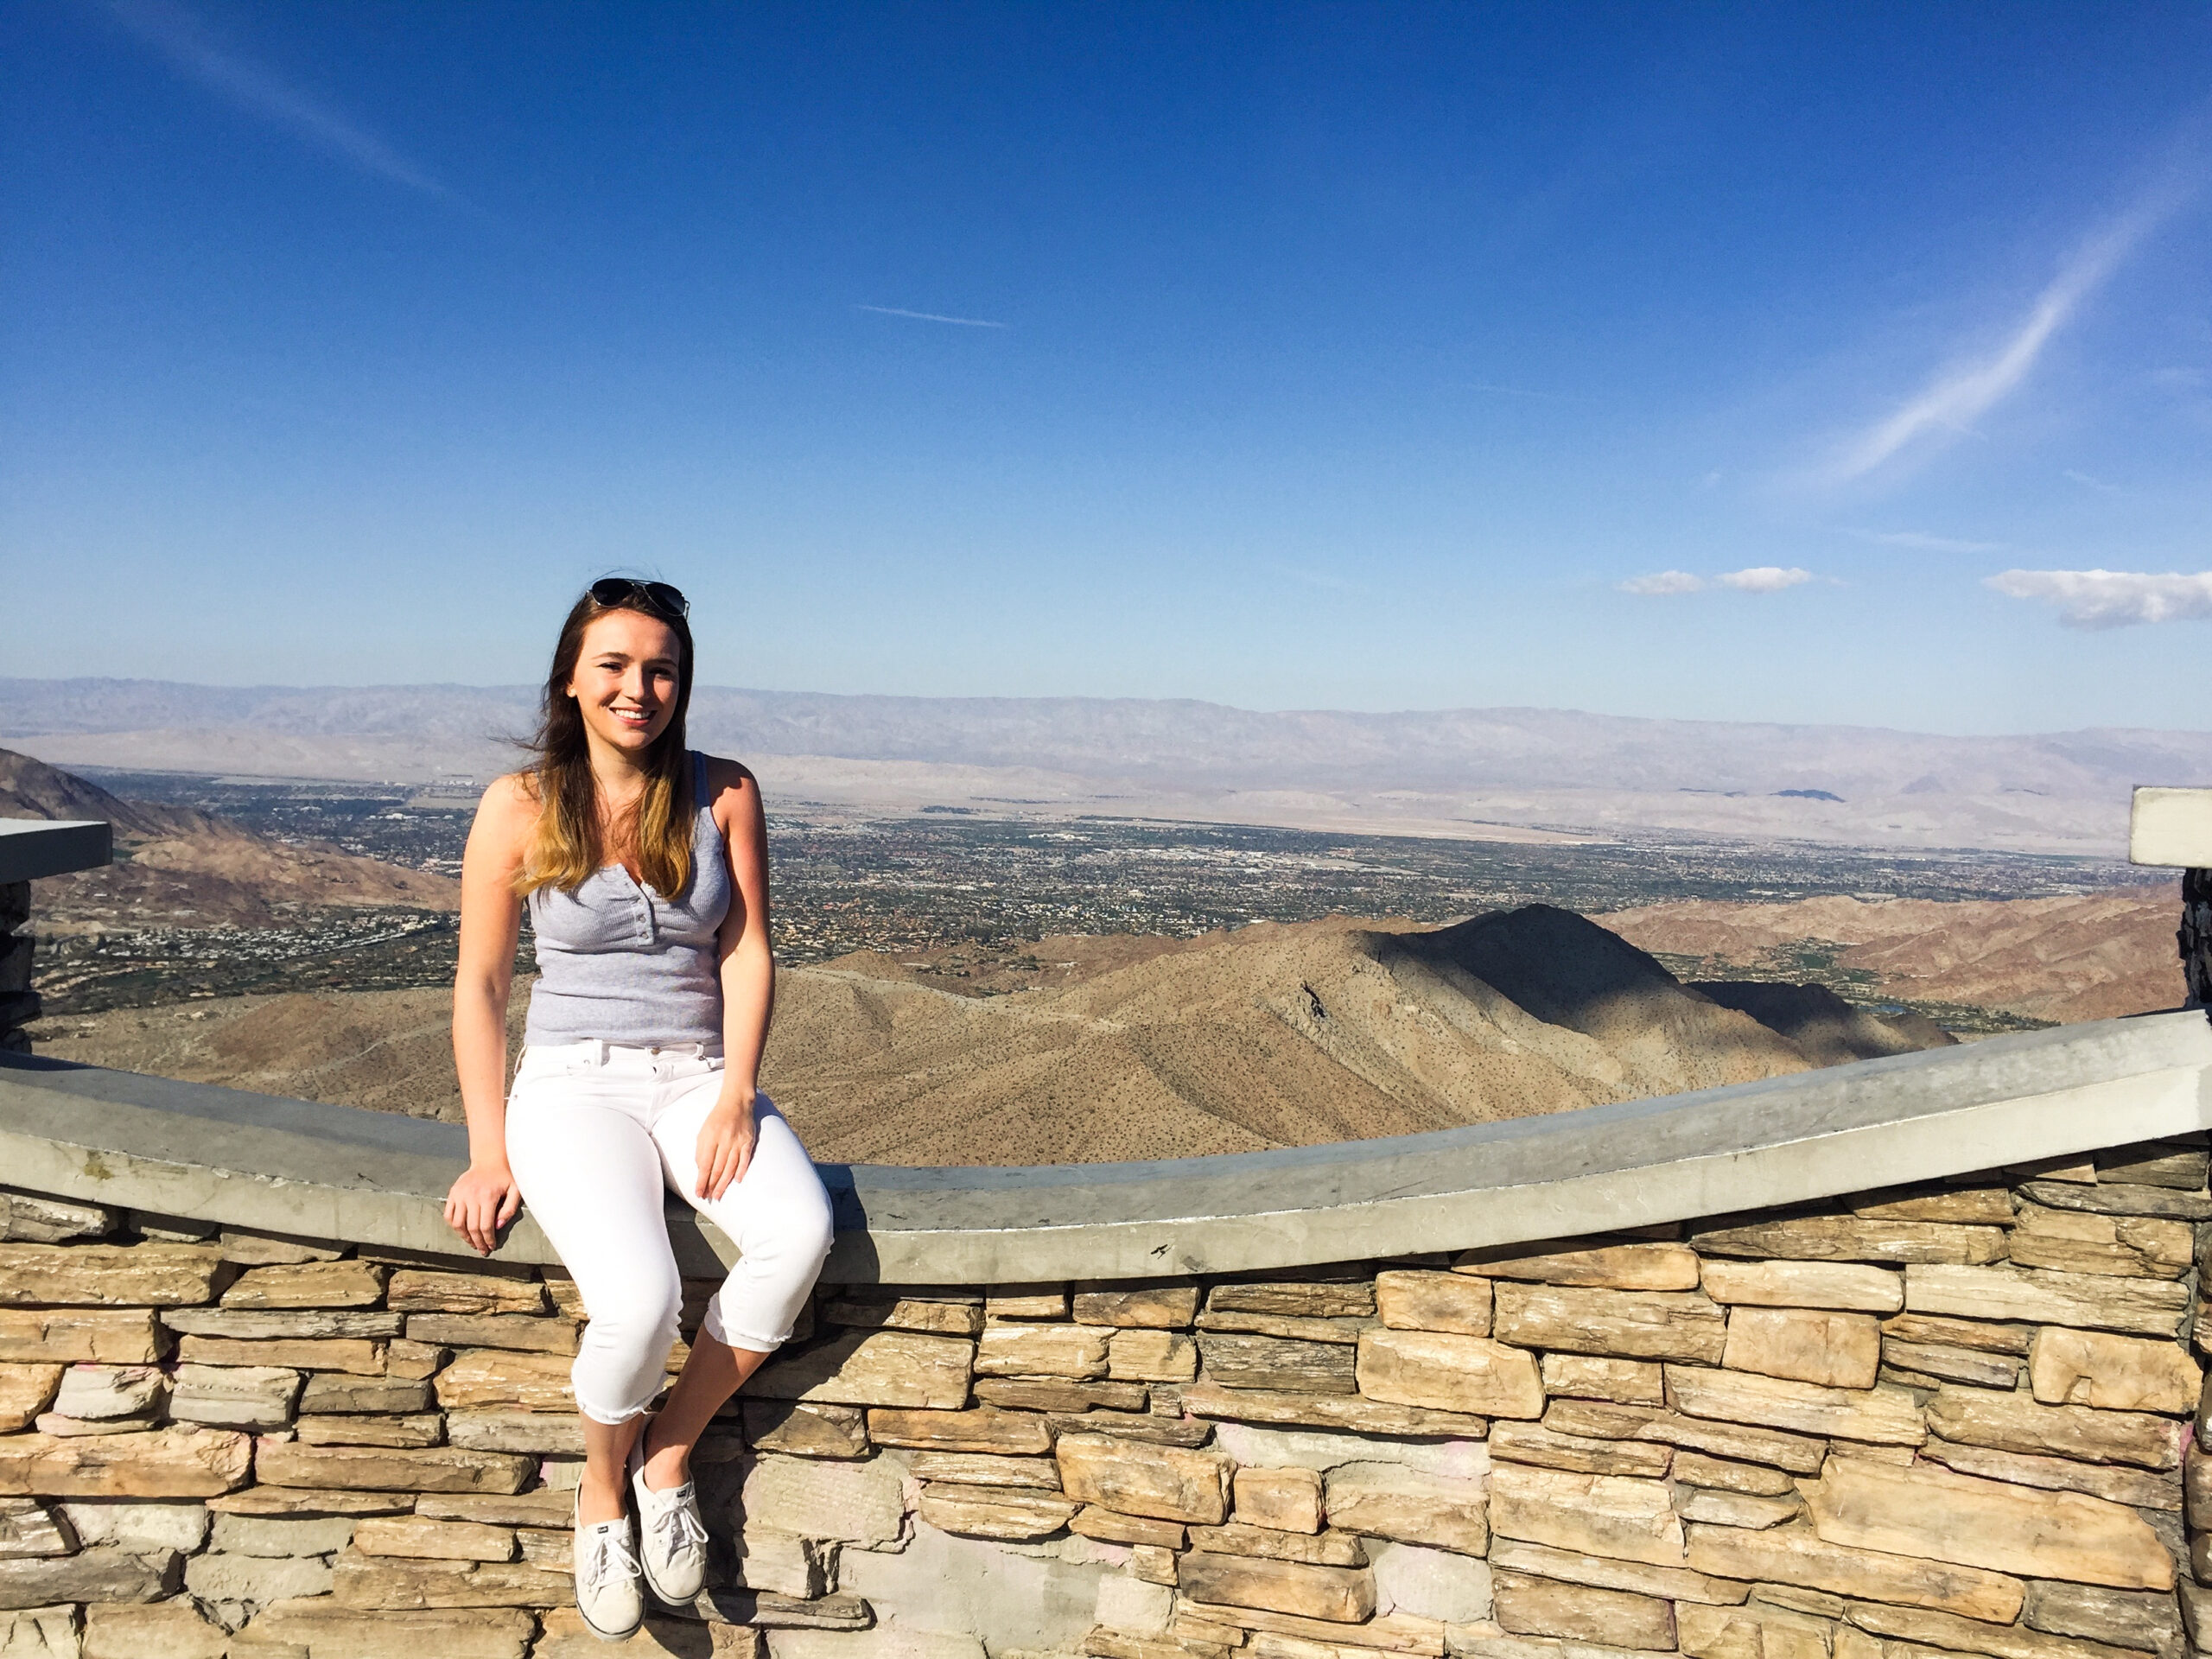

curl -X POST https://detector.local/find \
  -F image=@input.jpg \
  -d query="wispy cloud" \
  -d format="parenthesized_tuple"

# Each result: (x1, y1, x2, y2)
(1619, 567, 1819, 596)
(1987, 569, 2212, 628)
(1853, 529, 2009, 554)
(1716, 566, 1814, 592)
(855, 305, 1007, 328)
(1824, 175, 2195, 485)
(1465, 380, 1579, 404)
(1617, 571, 1706, 595)
(1281, 567, 1365, 593)
(108, 0, 447, 196)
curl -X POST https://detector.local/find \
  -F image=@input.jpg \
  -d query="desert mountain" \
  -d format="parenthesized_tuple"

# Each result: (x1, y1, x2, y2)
(33, 988, 526, 1122)
(2, 749, 460, 928)
(0, 747, 223, 839)
(767, 906, 1945, 1163)
(1601, 888, 2181, 1026)
(35, 906, 1945, 1163)
(1688, 982, 1954, 1066)
(6, 677, 2206, 853)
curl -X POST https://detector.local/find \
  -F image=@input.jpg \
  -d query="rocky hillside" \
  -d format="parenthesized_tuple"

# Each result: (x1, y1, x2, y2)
(34, 907, 1946, 1163)
(1601, 889, 2181, 1027)
(0, 748, 221, 840)
(768, 906, 1943, 1165)
(2, 750, 459, 929)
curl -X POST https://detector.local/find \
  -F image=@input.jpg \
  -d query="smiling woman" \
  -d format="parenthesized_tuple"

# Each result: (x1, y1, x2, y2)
(440, 577, 834, 1641)
(520, 580, 699, 899)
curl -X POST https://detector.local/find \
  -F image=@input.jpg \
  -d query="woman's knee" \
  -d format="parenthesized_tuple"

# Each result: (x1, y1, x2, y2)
(794, 1187, 836, 1266)
(739, 1121, 836, 1265)
(571, 1264, 683, 1422)
(575, 1265, 683, 1360)
(746, 1187, 835, 1279)
(704, 1197, 833, 1350)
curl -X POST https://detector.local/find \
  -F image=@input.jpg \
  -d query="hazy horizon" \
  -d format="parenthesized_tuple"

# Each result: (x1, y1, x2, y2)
(10, 672, 2212, 743)
(10, 675, 2210, 856)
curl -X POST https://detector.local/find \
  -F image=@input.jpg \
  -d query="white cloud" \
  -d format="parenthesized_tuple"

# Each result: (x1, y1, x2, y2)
(109, 0, 447, 195)
(1825, 175, 2193, 485)
(1617, 571, 1706, 595)
(855, 305, 1007, 328)
(1715, 567, 1814, 592)
(1986, 569, 2212, 628)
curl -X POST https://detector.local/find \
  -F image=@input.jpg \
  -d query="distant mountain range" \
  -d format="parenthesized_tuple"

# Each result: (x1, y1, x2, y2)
(6, 677, 2209, 855)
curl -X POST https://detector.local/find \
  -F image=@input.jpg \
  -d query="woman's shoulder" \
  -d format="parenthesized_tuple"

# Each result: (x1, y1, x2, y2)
(461, 772, 542, 880)
(693, 752, 758, 798)
(474, 770, 543, 828)
(694, 753, 762, 840)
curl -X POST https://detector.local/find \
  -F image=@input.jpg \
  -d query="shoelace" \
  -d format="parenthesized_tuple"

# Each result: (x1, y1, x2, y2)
(646, 1489, 709, 1561)
(581, 1524, 641, 1596)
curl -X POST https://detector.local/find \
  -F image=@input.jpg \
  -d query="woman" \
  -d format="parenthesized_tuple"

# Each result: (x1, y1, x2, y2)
(443, 576, 835, 1642)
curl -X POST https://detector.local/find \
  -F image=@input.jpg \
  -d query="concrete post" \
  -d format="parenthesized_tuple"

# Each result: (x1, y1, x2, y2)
(0, 881, 31, 1053)
(2184, 868, 2212, 1016)
(2130, 787, 2212, 1023)
(0, 819, 114, 1053)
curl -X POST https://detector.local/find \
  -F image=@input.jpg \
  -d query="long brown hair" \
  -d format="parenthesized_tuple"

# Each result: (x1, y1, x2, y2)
(515, 589, 697, 898)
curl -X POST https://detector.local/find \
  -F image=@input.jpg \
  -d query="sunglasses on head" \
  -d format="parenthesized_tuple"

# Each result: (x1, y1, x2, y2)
(588, 577, 690, 618)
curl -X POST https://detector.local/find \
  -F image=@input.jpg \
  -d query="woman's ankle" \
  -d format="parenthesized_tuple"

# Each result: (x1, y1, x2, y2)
(575, 1471, 627, 1526)
(640, 1431, 691, 1491)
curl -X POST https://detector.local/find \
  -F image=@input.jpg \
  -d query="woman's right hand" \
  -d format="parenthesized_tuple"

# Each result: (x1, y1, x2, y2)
(445, 1162, 523, 1256)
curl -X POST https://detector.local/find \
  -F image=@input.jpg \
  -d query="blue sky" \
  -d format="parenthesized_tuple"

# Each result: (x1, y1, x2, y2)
(3, 3, 2209, 733)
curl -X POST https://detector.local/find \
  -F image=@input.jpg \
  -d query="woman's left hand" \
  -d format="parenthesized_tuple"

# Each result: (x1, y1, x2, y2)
(696, 1086, 760, 1200)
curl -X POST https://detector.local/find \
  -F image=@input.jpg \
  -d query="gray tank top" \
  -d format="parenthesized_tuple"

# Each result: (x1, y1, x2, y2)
(524, 752, 733, 1048)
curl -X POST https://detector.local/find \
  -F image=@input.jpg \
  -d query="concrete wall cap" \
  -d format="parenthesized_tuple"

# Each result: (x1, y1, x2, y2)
(3, 1010, 2209, 1281)
(0, 818, 112, 884)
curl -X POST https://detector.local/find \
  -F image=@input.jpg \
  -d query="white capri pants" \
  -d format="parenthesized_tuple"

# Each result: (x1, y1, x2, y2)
(504, 1040, 836, 1426)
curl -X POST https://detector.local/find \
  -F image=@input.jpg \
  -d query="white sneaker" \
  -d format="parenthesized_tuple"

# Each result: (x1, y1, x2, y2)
(572, 1495, 645, 1643)
(628, 1417, 709, 1605)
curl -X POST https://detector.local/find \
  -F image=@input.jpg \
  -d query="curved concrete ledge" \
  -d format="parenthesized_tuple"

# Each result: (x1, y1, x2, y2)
(4, 1011, 2210, 1282)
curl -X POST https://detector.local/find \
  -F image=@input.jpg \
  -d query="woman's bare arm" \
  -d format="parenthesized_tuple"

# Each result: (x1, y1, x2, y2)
(696, 758, 773, 1199)
(445, 773, 535, 1254)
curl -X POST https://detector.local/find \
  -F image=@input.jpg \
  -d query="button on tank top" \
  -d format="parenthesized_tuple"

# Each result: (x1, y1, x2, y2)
(523, 751, 733, 1048)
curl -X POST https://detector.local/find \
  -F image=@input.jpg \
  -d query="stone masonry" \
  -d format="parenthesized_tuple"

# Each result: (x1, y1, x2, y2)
(3, 1135, 2211, 1659)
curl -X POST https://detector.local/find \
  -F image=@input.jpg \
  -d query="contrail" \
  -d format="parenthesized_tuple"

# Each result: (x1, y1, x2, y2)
(108, 0, 448, 196)
(1827, 174, 2194, 484)
(855, 305, 1007, 329)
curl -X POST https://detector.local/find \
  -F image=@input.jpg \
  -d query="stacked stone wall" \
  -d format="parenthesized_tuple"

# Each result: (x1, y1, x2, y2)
(3, 1138, 2211, 1659)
